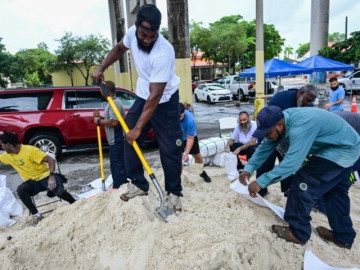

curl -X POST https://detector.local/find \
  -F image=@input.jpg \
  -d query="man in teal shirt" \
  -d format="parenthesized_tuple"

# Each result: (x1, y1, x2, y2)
(240, 106, 360, 249)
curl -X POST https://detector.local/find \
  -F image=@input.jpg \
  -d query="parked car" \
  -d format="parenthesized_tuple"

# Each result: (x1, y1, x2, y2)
(223, 75, 254, 101)
(194, 83, 233, 104)
(338, 69, 360, 94)
(0, 86, 155, 157)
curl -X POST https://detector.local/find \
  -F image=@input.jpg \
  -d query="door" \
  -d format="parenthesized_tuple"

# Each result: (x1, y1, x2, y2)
(63, 90, 106, 145)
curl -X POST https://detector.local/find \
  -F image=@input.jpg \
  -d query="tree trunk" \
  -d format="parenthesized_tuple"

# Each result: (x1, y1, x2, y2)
(167, 0, 190, 59)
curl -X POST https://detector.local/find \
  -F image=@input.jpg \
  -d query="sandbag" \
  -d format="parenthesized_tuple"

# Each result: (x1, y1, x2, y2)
(223, 153, 239, 181)
(0, 175, 23, 227)
(199, 137, 228, 158)
(212, 152, 225, 167)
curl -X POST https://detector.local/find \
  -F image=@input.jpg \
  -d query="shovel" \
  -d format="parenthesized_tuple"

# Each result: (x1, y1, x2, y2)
(98, 82, 173, 221)
(96, 121, 106, 191)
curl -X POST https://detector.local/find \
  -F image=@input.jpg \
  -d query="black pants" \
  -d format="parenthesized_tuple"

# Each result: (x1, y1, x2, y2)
(230, 143, 257, 170)
(256, 149, 293, 196)
(124, 91, 183, 196)
(17, 174, 75, 215)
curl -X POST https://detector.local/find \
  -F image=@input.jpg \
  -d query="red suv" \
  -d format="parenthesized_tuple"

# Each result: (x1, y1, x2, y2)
(0, 86, 155, 157)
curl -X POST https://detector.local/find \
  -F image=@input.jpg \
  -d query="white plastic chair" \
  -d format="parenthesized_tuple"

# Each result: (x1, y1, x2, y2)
(218, 117, 238, 138)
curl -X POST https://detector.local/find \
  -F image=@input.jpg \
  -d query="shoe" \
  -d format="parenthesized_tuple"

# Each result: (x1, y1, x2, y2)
(270, 225, 304, 245)
(33, 212, 43, 220)
(316, 226, 351, 249)
(199, 171, 211, 183)
(167, 193, 182, 212)
(120, 183, 148, 202)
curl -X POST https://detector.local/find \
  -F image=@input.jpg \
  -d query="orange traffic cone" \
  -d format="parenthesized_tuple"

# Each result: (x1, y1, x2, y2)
(351, 95, 358, 113)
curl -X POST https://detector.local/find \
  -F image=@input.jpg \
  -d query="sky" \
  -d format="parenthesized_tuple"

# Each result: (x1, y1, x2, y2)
(1, 0, 359, 56)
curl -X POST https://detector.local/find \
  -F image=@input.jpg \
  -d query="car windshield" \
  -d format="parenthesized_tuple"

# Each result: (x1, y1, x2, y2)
(208, 85, 226, 91)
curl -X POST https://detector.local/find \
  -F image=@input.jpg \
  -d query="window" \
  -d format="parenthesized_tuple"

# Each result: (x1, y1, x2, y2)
(64, 91, 106, 109)
(116, 91, 135, 109)
(0, 92, 53, 112)
(352, 71, 360, 78)
(233, 76, 239, 82)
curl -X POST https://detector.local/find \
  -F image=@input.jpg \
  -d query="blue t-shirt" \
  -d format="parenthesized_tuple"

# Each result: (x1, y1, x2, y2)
(268, 90, 297, 110)
(329, 86, 345, 112)
(180, 110, 197, 141)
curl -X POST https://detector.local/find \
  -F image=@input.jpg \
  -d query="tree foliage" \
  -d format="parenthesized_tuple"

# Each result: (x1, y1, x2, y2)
(55, 32, 111, 86)
(328, 32, 346, 42)
(296, 42, 310, 58)
(318, 31, 360, 64)
(14, 46, 56, 87)
(0, 38, 14, 88)
(189, 15, 284, 75)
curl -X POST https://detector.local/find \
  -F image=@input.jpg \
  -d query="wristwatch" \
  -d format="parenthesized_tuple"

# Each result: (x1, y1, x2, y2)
(50, 172, 55, 176)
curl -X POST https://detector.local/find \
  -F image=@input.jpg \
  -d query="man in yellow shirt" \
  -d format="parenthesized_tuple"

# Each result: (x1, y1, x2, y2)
(0, 131, 76, 220)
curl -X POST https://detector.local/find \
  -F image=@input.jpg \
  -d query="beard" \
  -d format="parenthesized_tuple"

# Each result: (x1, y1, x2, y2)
(240, 121, 251, 136)
(330, 86, 338, 91)
(136, 30, 155, 53)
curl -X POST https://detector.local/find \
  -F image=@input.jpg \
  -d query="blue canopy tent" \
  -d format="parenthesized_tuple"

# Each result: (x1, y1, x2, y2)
(297, 55, 354, 72)
(239, 58, 313, 78)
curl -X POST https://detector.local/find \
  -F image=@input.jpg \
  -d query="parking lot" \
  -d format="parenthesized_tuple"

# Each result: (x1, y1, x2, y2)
(1, 93, 355, 195)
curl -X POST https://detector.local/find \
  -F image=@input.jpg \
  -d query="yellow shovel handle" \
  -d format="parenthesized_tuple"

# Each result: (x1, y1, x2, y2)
(100, 84, 153, 175)
(97, 125, 105, 180)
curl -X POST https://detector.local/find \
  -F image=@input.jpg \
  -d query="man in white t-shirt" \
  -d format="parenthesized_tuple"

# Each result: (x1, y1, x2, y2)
(224, 111, 257, 170)
(92, 4, 183, 212)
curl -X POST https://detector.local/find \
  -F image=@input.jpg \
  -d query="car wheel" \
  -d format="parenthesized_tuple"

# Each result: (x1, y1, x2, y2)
(207, 96, 212, 104)
(195, 94, 199, 102)
(29, 133, 62, 158)
(238, 89, 245, 101)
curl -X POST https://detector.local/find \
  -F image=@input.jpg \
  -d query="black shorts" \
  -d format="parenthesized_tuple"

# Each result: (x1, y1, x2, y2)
(183, 136, 200, 155)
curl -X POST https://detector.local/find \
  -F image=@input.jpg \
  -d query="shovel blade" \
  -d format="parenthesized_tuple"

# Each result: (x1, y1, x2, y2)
(156, 205, 175, 222)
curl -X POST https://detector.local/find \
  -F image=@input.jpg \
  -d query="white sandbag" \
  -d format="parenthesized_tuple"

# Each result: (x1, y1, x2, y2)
(223, 152, 239, 181)
(203, 156, 212, 166)
(199, 137, 228, 158)
(0, 175, 23, 218)
(0, 209, 15, 227)
(212, 152, 225, 167)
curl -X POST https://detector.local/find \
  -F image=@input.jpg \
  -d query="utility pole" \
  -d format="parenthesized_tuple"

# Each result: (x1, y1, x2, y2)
(167, 0, 192, 105)
(255, 0, 265, 117)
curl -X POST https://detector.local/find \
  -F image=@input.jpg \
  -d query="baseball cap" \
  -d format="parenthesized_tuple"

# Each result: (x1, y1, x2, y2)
(252, 106, 284, 139)
(136, 4, 162, 31)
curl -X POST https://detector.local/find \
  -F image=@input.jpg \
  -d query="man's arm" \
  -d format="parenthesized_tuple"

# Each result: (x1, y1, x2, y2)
(325, 98, 344, 110)
(224, 138, 235, 152)
(42, 155, 57, 191)
(91, 41, 129, 84)
(126, 82, 167, 145)
(233, 137, 257, 155)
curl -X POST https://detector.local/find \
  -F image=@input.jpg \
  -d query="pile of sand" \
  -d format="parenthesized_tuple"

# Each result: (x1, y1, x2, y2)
(0, 166, 359, 269)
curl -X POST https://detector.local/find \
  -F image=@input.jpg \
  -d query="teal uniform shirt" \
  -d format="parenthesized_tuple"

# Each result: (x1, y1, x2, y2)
(244, 107, 360, 188)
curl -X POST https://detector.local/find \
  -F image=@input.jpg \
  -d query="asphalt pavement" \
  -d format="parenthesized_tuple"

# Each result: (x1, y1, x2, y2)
(0, 93, 356, 196)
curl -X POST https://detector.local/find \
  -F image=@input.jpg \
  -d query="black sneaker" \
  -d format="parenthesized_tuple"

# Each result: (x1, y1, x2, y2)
(200, 171, 211, 183)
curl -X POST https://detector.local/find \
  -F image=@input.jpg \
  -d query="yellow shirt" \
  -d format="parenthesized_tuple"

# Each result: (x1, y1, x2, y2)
(0, 145, 49, 181)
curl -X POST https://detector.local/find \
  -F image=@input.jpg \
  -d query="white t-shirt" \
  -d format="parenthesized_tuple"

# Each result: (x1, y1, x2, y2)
(123, 25, 180, 103)
(231, 120, 257, 144)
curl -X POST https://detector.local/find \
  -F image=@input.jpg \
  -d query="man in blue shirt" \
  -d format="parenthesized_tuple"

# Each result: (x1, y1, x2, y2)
(180, 103, 211, 182)
(240, 106, 360, 249)
(257, 84, 317, 197)
(325, 77, 345, 111)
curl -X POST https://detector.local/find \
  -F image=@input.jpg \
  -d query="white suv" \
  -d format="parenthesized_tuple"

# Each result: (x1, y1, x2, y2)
(337, 70, 360, 94)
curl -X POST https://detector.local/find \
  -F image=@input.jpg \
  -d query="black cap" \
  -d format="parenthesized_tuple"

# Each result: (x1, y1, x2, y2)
(252, 106, 284, 139)
(136, 4, 161, 31)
